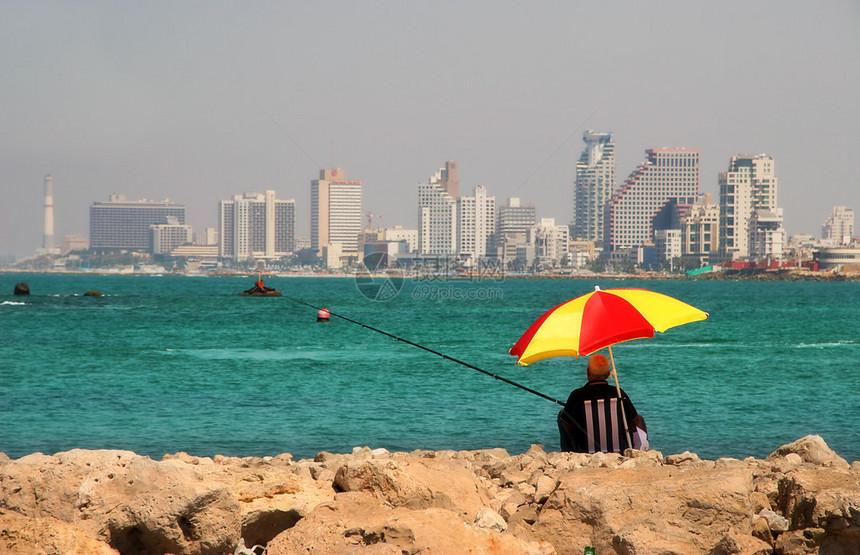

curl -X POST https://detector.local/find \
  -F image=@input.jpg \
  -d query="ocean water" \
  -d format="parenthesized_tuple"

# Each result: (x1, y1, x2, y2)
(1, 273, 857, 463)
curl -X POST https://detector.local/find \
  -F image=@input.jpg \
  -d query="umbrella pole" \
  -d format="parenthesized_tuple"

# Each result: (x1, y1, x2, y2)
(607, 345, 635, 450)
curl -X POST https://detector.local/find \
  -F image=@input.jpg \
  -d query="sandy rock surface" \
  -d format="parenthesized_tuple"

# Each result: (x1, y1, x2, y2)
(0, 435, 857, 554)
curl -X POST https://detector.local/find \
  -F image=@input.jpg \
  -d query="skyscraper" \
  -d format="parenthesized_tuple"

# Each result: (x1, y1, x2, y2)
(495, 197, 536, 264)
(605, 148, 700, 251)
(417, 162, 459, 255)
(219, 190, 296, 261)
(458, 185, 495, 261)
(718, 154, 783, 261)
(90, 194, 186, 252)
(573, 131, 615, 241)
(311, 169, 362, 255)
(822, 206, 854, 245)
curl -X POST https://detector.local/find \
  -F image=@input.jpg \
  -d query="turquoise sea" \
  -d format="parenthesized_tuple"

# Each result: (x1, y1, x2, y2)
(1, 273, 858, 463)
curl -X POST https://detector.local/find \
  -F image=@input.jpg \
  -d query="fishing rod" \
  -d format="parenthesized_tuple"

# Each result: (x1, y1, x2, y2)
(282, 294, 564, 407)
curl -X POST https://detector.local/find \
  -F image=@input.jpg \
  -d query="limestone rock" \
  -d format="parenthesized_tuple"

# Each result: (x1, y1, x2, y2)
(709, 531, 773, 555)
(0, 510, 118, 554)
(266, 492, 554, 555)
(0, 449, 242, 554)
(666, 450, 703, 465)
(529, 465, 758, 553)
(473, 506, 507, 532)
(333, 458, 488, 518)
(776, 466, 860, 551)
(767, 435, 849, 468)
(0, 438, 857, 554)
(534, 474, 558, 504)
(12, 282, 29, 295)
(84, 290, 102, 296)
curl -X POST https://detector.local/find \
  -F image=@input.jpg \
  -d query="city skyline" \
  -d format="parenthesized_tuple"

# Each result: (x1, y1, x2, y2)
(1, 1, 858, 257)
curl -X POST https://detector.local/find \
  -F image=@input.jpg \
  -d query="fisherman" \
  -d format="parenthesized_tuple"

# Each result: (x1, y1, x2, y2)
(558, 354, 646, 453)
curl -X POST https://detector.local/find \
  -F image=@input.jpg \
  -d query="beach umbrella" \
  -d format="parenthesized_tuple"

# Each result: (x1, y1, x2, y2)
(510, 286, 709, 445)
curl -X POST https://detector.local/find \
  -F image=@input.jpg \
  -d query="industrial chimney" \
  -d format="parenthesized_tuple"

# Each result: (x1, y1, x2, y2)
(43, 174, 54, 250)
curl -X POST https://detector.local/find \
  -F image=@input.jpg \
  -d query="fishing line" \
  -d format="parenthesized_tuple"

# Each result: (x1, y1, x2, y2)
(282, 294, 564, 406)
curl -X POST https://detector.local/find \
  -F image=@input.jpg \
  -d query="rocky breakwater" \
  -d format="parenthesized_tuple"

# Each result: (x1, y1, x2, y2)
(0, 435, 857, 555)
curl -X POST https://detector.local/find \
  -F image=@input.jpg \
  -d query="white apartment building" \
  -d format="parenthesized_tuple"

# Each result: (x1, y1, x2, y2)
(417, 162, 459, 255)
(458, 185, 495, 262)
(311, 169, 362, 255)
(680, 194, 719, 264)
(718, 154, 784, 261)
(383, 226, 418, 253)
(219, 190, 296, 261)
(822, 206, 854, 246)
(653, 229, 682, 262)
(573, 130, 615, 242)
(535, 218, 570, 266)
(606, 148, 700, 252)
(151, 217, 192, 255)
(749, 209, 785, 262)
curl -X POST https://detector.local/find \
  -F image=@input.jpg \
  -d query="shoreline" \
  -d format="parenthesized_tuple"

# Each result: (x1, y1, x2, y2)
(2, 435, 858, 554)
(3, 268, 859, 281)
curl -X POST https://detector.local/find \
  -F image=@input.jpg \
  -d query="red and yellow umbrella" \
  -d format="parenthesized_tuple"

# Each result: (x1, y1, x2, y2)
(510, 286, 709, 366)
(510, 286, 708, 450)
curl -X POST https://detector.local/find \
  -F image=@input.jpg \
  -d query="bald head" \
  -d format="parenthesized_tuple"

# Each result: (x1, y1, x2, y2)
(586, 354, 611, 381)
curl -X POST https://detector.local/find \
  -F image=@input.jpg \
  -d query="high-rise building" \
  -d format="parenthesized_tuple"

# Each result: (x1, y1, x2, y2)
(605, 148, 699, 251)
(573, 131, 615, 241)
(218, 190, 295, 261)
(822, 206, 854, 245)
(458, 185, 495, 261)
(495, 197, 537, 264)
(418, 162, 459, 255)
(749, 208, 785, 262)
(718, 154, 782, 261)
(311, 169, 362, 255)
(90, 194, 186, 252)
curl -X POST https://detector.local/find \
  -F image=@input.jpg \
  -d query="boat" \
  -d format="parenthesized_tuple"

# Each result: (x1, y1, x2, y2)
(240, 271, 281, 296)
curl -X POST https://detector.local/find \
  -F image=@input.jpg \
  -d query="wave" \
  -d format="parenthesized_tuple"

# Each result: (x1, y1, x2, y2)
(796, 341, 857, 349)
(161, 348, 362, 362)
(1, 300, 27, 306)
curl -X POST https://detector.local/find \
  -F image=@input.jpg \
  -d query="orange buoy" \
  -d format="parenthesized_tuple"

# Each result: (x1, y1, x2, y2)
(317, 308, 331, 322)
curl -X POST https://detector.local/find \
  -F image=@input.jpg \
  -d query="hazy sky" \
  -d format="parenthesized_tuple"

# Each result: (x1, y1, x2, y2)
(2, 1, 858, 257)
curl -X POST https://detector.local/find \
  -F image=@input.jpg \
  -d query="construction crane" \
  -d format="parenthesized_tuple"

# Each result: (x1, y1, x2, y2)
(365, 212, 382, 231)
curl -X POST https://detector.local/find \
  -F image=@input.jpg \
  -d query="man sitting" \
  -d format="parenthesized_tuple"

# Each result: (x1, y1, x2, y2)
(558, 353, 646, 453)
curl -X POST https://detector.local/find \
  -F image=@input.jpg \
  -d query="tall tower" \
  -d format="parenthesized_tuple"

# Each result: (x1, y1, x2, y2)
(573, 131, 615, 241)
(310, 169, 363, 255)
(218, 190, 295, 261)
(821, 206, 854, 246)
(718, 154, 781, 260)
(458, 185, 495, 261)
(43, 174, 54, 250)
(417, 162, 459, 255)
